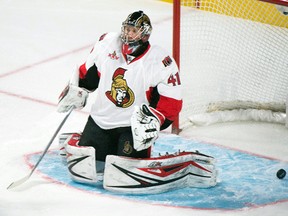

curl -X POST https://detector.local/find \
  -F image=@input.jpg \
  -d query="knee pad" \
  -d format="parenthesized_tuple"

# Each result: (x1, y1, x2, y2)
(65, 133, 98, 184)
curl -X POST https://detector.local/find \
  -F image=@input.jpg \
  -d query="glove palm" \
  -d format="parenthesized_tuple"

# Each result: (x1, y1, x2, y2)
(131, 104, 164, 151)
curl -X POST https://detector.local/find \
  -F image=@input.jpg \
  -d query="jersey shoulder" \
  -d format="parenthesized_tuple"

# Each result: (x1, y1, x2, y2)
(90, 32, 121, 54)
(148, 45, 169, 57)
(97, 32, 121, 42)
(147, 45, 178, 70)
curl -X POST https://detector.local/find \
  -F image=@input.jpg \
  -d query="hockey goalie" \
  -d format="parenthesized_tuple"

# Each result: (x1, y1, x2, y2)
(57, 10, 217, 193)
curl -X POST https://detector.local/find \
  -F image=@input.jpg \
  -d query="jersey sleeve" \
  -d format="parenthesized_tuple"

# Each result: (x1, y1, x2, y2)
(78, 33, 111, 91)
(148, 49, 183, 130)
(78, 63, 99, 91)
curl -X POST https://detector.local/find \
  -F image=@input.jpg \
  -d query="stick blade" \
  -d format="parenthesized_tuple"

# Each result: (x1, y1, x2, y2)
(7, 175, 30, 190)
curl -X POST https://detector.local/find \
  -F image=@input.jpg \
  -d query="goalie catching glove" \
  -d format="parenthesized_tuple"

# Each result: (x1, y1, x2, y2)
(131, 104, 165, 151)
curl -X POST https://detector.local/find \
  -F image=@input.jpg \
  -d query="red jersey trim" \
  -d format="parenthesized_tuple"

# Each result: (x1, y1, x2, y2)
(122, 44, 151, 64)
(79, 63, 87, 79)
(156, 95, 182, 121)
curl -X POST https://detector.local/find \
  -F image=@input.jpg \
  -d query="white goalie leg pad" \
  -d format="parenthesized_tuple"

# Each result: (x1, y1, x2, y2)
(58, 132, 77, 158)
(103, 151, 217, 194)
(65, 133, 97, 184)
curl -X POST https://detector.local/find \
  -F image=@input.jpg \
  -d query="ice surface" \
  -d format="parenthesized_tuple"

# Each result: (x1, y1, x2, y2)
(0, 0, 287, 216)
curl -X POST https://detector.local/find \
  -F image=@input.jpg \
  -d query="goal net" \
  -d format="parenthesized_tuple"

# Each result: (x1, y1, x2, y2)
(172, 0, 288, 130)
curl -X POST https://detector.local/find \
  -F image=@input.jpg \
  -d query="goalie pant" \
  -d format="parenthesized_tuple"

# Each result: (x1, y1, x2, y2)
(61, 133, 217, 193)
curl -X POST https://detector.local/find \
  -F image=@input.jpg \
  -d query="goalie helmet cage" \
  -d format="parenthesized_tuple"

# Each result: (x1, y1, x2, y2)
(171, 0, 288, 133)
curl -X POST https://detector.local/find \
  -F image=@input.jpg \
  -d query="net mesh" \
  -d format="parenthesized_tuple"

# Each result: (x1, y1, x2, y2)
(177, 0, 288, 128)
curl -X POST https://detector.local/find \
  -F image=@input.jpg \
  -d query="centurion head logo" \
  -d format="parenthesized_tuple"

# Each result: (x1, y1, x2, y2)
(105, 67, 134, 108)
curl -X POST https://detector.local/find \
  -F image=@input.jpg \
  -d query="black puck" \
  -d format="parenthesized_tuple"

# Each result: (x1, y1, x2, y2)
(276, 169, 286, 179)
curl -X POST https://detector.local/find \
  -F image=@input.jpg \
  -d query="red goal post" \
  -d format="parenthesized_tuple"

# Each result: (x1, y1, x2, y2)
(171, 0, 288, 133)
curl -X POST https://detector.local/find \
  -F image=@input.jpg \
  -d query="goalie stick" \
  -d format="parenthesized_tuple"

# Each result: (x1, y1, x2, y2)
(7, 107, 74, 190)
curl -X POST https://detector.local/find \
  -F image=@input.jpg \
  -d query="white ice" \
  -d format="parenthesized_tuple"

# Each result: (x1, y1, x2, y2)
(0, 0, 287, 215)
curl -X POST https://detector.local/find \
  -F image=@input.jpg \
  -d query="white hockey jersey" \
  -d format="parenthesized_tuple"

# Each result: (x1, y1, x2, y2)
(78, 32, 182, 130)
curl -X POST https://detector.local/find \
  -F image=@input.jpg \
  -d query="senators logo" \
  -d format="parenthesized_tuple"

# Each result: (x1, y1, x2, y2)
(122, 141, 133, 155)
(105, 68, 134, 108)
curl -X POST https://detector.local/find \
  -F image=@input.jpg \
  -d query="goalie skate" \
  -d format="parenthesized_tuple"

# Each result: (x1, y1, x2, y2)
(103, 151, 217, 194)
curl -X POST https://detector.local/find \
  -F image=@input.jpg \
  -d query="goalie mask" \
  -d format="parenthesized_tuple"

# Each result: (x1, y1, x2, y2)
(121, 11, 152, 56)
